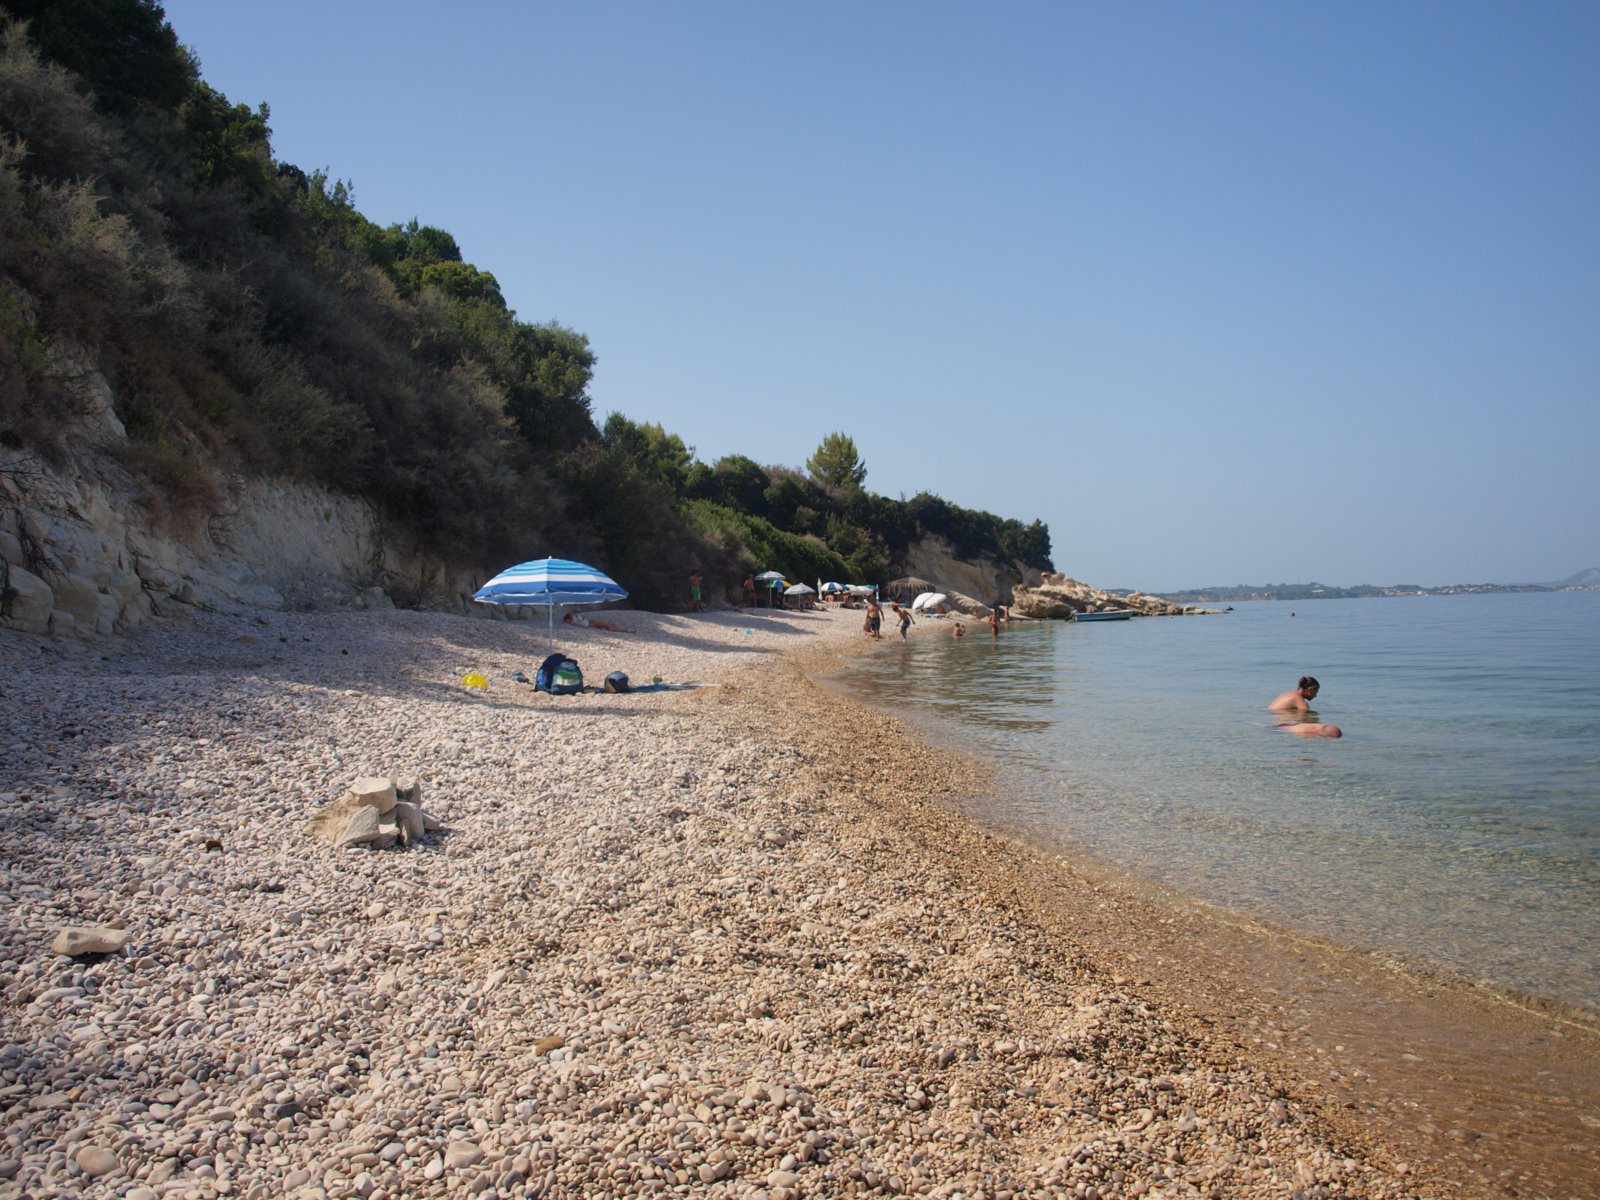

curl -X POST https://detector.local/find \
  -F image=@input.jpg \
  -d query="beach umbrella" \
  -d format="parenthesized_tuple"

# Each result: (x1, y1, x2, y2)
(754, 570, 786, 607)
(911, 591, 948, 612)
(784, 583, 815, 595)
(472, 557, 628, 647)
(819, 581, 847, 594)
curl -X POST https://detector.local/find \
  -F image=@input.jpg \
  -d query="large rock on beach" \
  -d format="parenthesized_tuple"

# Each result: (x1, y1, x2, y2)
(308, 774, 436, 850)
(51, 926, 130, 957)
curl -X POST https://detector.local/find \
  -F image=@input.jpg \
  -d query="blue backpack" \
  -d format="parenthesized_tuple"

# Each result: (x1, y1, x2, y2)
(535, 652, 583, 695)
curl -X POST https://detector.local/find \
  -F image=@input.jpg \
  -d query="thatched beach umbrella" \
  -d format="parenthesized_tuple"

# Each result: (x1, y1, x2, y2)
(883, 576, 936, 603)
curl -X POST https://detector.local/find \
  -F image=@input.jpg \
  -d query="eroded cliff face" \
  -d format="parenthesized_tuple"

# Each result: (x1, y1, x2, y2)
(899, 536, 1043, 610)
(0, 359, 486, 638)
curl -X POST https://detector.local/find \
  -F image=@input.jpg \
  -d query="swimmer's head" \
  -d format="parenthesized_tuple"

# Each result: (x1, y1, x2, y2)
(1298, 675, 1320, 697)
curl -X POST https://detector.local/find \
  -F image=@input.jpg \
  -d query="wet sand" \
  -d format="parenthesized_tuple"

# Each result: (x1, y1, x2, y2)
(819, 616, 1600, 1200)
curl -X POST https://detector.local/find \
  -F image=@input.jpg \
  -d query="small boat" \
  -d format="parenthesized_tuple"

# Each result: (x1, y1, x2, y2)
(1072, 609, 1134, 622)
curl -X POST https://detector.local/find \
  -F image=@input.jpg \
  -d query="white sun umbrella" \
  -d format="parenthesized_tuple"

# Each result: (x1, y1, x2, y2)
(472, 557, 628, 648)
(784, 583, 815, 595)
(911, 591, 948, 611)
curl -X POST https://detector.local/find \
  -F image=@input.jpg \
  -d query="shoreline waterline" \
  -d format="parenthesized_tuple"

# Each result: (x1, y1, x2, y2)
(815, 610, 1600, 1197)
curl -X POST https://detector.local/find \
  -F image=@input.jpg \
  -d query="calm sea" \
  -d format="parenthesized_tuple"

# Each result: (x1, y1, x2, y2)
(827, 591, 1600, 1012)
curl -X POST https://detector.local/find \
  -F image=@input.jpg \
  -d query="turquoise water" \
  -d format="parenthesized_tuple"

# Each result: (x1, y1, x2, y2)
(829, 591, 1600, 1011)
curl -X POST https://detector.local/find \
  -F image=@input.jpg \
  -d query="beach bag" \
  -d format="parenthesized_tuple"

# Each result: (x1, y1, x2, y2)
(603, 671, 629, 693)
(535, 652, 583, 695)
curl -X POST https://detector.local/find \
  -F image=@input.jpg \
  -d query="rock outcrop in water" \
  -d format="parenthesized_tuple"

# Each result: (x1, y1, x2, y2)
(1010, 573, 1214, 618)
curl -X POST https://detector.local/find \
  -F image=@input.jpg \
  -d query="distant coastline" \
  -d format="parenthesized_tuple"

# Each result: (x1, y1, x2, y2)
(1155, 567, 1600, 604)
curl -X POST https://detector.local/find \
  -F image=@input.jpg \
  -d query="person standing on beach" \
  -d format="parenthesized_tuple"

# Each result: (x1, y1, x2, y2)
(743, 575, 756, 608)
(864, 597, 883, 639)
(894, 603, 912, 640)
(1268, 676, 1321, 712)
(689, 570, 705, 612)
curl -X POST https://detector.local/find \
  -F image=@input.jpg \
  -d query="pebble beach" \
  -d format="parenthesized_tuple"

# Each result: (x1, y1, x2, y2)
(0, 605, 1477, 1200)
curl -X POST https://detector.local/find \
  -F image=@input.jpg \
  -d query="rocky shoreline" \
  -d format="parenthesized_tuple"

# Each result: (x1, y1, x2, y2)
(1007, 577, 1215, 620)
(0, 606, 1446, 1199)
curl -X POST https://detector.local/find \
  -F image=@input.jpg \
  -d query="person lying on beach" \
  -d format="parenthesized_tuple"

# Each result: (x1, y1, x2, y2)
(1279, 720, 1342, 738)
(1268, 676, 1320, 712)
(563, 612, 636, 634)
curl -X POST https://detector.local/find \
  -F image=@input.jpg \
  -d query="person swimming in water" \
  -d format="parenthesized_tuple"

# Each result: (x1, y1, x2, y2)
(1281, 720, 1342, 738)
(1268, 676, 1321, 712)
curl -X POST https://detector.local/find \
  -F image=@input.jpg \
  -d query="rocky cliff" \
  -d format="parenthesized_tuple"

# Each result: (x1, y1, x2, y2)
(0, 356, 490, 638)
(898, 536, 1043, 612)
(1010, 573, 1214, 618)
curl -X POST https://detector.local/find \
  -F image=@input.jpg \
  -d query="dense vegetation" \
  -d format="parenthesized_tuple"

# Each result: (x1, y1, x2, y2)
(0, 0, 1051, 609)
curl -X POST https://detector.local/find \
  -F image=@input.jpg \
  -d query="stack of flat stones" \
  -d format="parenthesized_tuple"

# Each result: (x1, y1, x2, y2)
(305, 775, 439, 852)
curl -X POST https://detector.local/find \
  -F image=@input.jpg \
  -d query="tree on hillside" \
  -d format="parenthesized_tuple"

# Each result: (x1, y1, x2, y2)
(806, 431, 866, 490)
(601, 414, 694, 495)
(0, 0, 195, 115)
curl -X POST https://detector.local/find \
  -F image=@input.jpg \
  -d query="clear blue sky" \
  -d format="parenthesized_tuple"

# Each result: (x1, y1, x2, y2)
(161, 0, 1598, 591)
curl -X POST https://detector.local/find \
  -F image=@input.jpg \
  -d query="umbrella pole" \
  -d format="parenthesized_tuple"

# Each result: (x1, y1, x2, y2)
(548, 603, 554, 650)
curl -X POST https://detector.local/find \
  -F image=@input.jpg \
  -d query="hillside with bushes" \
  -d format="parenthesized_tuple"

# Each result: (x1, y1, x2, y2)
(0, 0, 1050, 611)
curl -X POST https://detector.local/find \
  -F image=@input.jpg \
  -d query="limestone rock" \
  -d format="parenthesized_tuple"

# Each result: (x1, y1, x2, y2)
(306, 792, 363, 843)
(393, 800, 426, 845)
(1, 563, 54, 634)
(372, 812, 400, 850)
(337, 805, 381, 848)
(52, 926, 130, 957)
(309, 774, 425, 850)
(1011, 573, 1206, 619)
(351, 776, 398, 814)
(49, 570, 118, 634)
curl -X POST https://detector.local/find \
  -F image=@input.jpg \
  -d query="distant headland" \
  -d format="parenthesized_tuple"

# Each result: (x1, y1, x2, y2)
(1153, 568, 1600, 604)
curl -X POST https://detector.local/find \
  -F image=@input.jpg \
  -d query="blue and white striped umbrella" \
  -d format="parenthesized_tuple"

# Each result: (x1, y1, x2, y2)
(474, 558, 628, 648)
(473, 557, 627, 607)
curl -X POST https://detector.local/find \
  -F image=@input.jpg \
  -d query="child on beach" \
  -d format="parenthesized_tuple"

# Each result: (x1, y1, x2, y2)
(894, 604, 912, 639)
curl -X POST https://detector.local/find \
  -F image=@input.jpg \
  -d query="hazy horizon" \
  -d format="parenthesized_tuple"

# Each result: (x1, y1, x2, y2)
(161, 1, 1598, 593)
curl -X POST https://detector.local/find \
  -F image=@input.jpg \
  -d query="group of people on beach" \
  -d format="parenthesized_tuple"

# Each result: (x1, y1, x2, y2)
(857, 598, 1010, 641)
